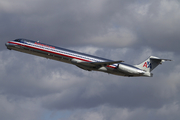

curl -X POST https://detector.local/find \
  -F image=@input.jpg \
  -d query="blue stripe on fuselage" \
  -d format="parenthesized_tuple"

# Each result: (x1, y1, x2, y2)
(10, 39, 119, 68)
(19, 39, 111, 62)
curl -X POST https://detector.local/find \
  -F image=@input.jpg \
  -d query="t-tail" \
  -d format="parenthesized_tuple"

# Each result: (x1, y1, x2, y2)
(134, 56, 171, 77)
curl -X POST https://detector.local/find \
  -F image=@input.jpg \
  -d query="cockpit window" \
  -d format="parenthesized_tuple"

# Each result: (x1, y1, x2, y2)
(14, 39, 21, 42)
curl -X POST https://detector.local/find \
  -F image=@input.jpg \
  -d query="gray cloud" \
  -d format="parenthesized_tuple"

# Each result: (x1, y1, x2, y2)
(0, 47, 179, 120)
(1, 0, 179, 52)
(0, 0, 180, 120)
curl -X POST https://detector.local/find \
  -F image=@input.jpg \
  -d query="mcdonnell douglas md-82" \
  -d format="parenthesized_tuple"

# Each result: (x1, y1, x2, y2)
(5, 39, 171, 77)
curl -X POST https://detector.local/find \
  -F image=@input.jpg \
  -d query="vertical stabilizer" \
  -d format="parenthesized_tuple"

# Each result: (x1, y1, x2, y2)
(134, 56, 171, 72)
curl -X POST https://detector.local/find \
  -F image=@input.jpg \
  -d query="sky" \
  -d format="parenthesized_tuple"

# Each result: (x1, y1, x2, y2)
(0, 0, 180, 120)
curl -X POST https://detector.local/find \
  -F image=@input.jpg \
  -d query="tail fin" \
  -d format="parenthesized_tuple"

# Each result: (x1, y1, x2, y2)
(134, 56, 171, 72)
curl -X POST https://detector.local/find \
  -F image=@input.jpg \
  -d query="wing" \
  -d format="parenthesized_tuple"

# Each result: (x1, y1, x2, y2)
(79, 60, 124, 67)
(71, 58, 124, 71)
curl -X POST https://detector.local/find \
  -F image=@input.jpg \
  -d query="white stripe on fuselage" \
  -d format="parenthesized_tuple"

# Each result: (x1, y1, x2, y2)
(9, 41, 118, 68)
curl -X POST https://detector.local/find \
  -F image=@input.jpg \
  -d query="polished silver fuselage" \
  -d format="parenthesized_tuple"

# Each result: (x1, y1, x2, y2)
(5, 39, 151, 77)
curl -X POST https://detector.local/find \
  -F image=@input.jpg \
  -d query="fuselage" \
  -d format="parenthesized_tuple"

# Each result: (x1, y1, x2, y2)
(5, 39, 150, 77)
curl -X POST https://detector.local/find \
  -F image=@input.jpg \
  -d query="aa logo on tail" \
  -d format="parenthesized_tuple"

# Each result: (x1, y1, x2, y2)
(143, 61, 151, 68)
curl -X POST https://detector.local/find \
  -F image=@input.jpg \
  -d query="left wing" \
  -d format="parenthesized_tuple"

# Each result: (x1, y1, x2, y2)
(79, 60, 124, 67)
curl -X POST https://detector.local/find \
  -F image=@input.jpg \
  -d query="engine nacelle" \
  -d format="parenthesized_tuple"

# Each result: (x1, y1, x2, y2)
(118, 64, 145, 75)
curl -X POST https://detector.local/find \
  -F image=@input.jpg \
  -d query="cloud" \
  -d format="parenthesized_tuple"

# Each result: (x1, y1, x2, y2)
(0, 0, 180, 120)
(0, 95, 42, 120)
(88, 28, 137, 47)
(1, 0, 180, 52)
(66, 103, 180, 120)
(0, 46, 179, 120)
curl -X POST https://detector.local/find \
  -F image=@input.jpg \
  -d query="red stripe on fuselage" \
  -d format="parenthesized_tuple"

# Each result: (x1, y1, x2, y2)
(9, 41, 116, 69)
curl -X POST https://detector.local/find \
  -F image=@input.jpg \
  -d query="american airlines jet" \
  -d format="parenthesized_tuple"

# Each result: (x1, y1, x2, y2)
(5, 39, 171, 77)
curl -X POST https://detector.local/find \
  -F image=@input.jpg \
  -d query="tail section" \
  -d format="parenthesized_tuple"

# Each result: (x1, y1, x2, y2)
(134, 56, 171, 72)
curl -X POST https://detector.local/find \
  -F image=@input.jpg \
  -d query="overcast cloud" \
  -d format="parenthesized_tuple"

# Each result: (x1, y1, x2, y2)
(0, 0, 180, 120)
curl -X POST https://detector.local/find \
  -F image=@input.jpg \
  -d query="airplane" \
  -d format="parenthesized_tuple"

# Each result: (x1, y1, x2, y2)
(5, 38, 171, 77)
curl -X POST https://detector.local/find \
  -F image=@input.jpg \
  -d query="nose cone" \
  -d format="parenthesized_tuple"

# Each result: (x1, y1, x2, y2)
(5, 42, 12, 50)
(5, 42, 9, 46)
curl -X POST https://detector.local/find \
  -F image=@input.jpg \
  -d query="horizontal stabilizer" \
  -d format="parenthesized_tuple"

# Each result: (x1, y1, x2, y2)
(150, 57, 172, 64)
